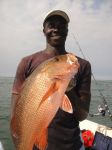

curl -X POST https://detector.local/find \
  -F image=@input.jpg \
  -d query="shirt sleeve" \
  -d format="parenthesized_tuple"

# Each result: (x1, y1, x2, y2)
(12, 58, 27, 94)
(66, 60, 91, 115)
(76, 61, 91, 111)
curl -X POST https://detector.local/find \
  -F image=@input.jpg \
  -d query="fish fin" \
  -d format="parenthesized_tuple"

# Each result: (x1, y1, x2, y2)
(39, 82, 59, 107)
(34, 129, 48, 150)
(60, 95, 73, 113)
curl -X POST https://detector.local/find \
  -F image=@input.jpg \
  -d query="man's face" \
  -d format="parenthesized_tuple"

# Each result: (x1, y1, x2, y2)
(43, 15, 68, 47)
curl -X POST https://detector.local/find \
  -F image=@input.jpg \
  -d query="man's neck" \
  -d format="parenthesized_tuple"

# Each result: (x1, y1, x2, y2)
(45, 43, 67, 55)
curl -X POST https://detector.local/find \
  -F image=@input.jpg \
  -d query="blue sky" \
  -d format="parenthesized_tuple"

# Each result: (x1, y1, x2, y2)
(0, 0, 112, 80)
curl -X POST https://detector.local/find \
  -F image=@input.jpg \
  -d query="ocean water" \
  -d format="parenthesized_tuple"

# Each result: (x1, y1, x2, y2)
(0, 77, 112, 150)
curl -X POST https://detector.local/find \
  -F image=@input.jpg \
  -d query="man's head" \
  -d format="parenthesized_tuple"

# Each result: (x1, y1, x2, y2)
(43, 10, 70, 47)
(43, 10, 70, 26)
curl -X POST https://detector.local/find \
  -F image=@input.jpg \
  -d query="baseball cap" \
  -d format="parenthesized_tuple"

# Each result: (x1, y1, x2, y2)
(43, 10, 70, 25)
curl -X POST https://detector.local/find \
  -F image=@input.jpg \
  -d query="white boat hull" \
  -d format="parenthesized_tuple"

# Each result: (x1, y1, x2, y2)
(0, 142, 4, 150)
(80, 119, 112, 137)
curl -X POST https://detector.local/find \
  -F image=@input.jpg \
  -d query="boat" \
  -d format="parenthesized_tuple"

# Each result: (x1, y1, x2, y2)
(80, 119, 112, 149)
(0, 142, 4, 150)
(80, 119, 112, 137)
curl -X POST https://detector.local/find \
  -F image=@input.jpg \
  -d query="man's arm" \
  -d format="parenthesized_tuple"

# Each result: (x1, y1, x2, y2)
(10, 58, 26, 146)
(10, 94, 19, 120)
(10, 94, 19, 147)
(66, 61, 91, 121)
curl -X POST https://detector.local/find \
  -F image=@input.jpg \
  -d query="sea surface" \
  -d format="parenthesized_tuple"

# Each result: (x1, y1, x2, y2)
(0, 77, 112, 150)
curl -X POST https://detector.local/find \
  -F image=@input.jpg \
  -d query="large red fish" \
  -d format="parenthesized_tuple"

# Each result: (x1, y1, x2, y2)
(10, 53, 79, 150)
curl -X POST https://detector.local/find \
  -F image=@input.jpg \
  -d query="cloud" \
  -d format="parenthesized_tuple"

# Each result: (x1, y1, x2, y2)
(0, 0, 112, 79)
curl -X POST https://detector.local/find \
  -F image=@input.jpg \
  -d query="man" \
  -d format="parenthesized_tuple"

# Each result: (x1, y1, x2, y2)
(10, 10, 91, 150)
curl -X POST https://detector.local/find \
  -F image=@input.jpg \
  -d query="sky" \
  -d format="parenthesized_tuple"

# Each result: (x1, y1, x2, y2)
(0, 0, 112, 80)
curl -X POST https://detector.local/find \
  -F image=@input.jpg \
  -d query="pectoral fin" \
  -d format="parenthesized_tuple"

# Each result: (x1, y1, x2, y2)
(60, 95, 73, 113)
